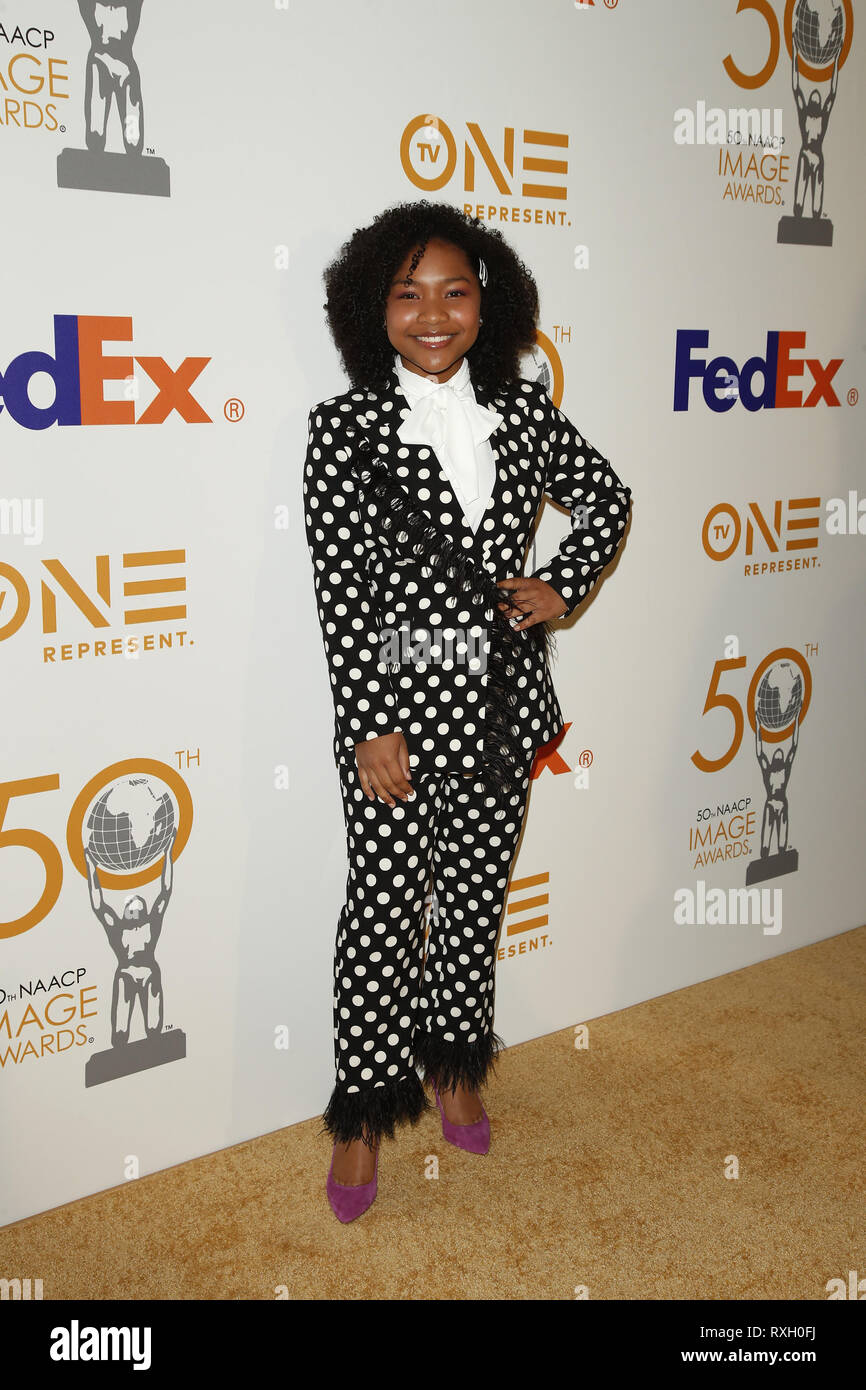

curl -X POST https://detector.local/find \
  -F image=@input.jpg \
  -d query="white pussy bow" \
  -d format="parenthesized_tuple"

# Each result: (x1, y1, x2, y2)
(394, 354, 502, 510)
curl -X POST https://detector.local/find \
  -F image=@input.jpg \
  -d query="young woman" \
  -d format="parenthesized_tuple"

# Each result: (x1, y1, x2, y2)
(303, 200, 632, 1222)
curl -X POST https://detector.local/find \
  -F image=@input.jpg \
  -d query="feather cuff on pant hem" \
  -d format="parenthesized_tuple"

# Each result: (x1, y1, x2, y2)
(320, 1069, 432, 1148)
(413, 1028, 506, 1095)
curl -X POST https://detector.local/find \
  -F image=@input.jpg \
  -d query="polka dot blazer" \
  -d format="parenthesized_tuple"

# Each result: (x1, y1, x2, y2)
(303, 362, 632, 778)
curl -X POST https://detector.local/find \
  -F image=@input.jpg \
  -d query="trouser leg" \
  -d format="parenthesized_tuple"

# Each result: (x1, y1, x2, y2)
(321, 764, 442, 1149)
(414, 755, 535, 1094)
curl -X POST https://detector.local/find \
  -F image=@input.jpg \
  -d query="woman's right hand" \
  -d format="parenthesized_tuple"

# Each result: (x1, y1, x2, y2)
(355, 732, 414, 807)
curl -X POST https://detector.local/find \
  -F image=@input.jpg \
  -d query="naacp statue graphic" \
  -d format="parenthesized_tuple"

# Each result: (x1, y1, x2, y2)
(57, 1, 171, 197)
(746, 660, 803, 885)
(83, 776, 186, 1085)
(778, 0, 845, 247)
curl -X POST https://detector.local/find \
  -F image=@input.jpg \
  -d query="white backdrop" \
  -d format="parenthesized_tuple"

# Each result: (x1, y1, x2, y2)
(1, 0, 863, 1225)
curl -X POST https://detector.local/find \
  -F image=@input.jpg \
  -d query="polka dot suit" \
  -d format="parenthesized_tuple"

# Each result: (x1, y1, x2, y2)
(303, 362, 632, 1145)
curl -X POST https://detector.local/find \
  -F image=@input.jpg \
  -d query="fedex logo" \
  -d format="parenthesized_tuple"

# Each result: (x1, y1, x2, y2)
(0, 316, 211, 430)
(674, 330, 844, 412)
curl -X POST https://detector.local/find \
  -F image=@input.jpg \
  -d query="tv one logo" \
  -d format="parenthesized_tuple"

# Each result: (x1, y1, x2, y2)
(0, 550, 188, 647)
(0, 316, 211, 429)
(400, 115, 568, 202)
(673, 330, 845, 412)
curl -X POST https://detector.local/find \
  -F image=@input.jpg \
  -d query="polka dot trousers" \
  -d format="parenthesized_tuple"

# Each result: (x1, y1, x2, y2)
(320, 753, 535, 1148)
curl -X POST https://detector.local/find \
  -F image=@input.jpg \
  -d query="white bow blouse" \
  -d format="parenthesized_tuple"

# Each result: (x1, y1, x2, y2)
(393, 352, 502, 533)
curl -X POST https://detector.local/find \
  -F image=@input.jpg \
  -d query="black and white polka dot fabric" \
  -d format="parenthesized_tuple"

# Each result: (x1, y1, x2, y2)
(321, 754, 535, 1147)
(304, 361, 631, 1144)
(303, 363, 632, 782)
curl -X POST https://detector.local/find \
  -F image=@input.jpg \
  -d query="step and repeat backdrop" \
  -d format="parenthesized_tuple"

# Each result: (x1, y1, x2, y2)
(1, 0, 863, 1225)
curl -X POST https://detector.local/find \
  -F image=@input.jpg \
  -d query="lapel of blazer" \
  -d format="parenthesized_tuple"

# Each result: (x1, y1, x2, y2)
(360, 361, 514, 557)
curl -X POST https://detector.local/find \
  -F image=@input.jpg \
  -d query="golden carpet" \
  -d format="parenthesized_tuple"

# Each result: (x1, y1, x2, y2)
(2, 926, 863, 1300)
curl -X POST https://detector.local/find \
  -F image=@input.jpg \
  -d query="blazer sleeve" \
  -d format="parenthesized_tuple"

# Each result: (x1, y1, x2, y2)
(528, 385, 632, 619)
(302, 404, 403, 752)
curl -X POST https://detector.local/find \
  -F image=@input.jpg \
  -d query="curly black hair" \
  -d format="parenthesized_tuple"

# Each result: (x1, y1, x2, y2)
(322, 200, 539, 395)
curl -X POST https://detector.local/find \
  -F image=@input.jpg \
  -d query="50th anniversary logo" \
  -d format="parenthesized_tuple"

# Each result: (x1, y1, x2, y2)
(1, 11, 196, 1089)
(1, 4, 171, 196)
(1, 760, 194, 1086)
(677, 0, 854, 247)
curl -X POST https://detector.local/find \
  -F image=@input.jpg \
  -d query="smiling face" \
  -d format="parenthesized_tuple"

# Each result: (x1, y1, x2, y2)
(384, 236, 482, 383)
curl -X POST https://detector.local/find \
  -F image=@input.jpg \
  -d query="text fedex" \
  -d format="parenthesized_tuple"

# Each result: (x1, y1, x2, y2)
(0, 315, 211, 429)
(673, 330, 843, 413)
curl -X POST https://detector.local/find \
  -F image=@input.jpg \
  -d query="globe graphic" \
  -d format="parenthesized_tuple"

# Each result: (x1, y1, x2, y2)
(795, 0, 844, 67)
(522, 353, 552, 398)
(86, 776, 175, 872)
(534, 360, 553, 398)
(755, 660, 804, 733)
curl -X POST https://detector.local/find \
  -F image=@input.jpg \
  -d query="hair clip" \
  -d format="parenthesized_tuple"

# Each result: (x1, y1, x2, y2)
(477, 256, 488, 287)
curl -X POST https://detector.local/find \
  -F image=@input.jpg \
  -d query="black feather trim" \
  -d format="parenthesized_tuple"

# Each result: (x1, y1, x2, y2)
(350, 436, 553, 807)
(414, 1027, 507, 1095)
(320, 1070, 432, 1149)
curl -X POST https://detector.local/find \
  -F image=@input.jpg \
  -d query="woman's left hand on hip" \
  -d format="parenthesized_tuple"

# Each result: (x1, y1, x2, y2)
(496, 576, 567, 629)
